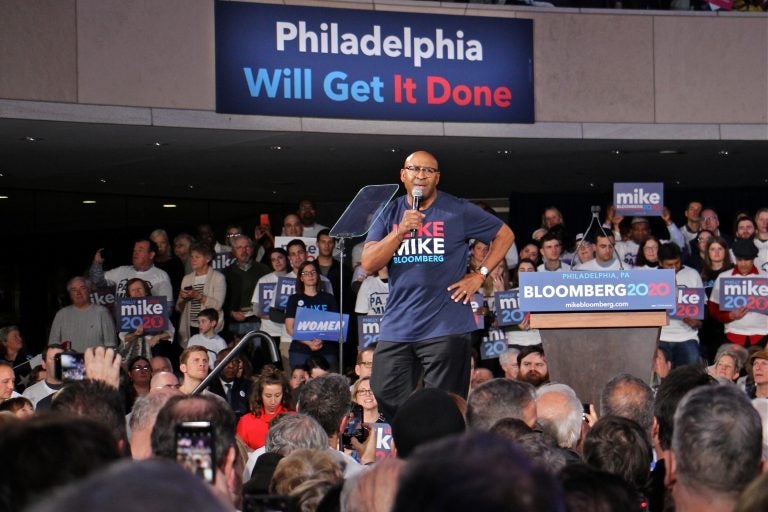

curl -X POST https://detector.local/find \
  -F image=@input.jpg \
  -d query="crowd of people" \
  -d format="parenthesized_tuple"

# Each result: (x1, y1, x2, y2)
(3, 191, 768, 512)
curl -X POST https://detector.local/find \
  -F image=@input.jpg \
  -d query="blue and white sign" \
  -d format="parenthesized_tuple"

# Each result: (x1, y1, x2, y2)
(293, 307, 349, 341)
(480, 328, 508, 360)
(494, 290, 525, 326)
(518, 269, 676, 312)
(718, 277, 768, 313)
(212, 252, 236, 270)
(116, 297, 169, 334)
(257, 283, 276, 315)
(274, 277, 297, 310)
(614, 182, 664, 216)
(671, 288, 706, 320)
(215, 1, 534, 123)
(358, 315, 383, 348)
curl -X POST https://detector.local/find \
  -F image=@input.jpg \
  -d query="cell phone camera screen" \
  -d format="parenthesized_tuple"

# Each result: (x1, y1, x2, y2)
(176, 422, 216, 484)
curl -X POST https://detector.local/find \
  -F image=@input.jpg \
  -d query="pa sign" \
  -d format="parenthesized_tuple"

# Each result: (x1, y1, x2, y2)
(614, 183, 664, 217)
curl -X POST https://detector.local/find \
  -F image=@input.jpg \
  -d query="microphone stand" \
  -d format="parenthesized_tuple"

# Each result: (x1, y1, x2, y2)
(572, 205, 624, 270)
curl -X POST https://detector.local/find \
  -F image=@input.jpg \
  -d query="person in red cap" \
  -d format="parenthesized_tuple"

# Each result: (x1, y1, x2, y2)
(708, 238, 768, 347)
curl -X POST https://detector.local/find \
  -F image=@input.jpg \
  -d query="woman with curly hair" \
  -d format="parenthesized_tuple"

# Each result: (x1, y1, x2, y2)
(236, 365, 293, 450)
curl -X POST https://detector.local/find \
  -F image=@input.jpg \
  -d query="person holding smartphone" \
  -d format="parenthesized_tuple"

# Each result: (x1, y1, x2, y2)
(176, 243, 226, 347)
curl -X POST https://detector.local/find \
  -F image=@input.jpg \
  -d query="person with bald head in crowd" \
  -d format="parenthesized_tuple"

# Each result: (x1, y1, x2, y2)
(282, 214, 303, 237)
(466, 378, 537, 430)
(599, 373, 654, 442)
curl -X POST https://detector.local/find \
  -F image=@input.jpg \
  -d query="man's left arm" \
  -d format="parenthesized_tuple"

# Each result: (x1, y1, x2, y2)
(447, 223, 515, 304)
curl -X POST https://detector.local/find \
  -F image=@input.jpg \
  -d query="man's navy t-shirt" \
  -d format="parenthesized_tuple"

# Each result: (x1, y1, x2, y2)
(365, 192, 503, 342)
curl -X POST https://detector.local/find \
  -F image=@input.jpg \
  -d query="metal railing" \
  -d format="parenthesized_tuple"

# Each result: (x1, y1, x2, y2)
(191, 330, 280, 395)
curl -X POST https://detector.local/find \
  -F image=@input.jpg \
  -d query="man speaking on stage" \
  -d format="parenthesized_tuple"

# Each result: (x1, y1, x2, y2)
(361, 150, 515, 419)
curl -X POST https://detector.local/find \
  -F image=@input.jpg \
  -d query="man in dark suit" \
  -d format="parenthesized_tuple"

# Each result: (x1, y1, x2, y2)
(207, 348, 253, 419)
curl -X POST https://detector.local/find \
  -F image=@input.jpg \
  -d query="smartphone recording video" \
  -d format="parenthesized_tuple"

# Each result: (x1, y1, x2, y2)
(176, 421, 216, 484)
(54, 352, 86, 382)
(341, 403, 370, 449)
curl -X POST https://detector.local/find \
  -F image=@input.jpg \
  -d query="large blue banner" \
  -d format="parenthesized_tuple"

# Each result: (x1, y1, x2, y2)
(215, 1, 534, 123)
(518, 269, 676, 312)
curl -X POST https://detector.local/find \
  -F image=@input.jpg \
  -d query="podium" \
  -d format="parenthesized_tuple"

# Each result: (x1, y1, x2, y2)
(529, 311, 666, 407)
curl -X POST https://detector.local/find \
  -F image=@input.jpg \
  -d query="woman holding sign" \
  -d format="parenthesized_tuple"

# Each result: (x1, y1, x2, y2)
(284, 260, 339, 370)
(251, 248, 291, 348)
(176, 243, 226, 347)
(119, 278, 174, 361)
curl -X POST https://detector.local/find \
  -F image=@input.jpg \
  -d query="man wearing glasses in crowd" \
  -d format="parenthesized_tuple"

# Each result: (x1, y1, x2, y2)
(361, 150, 514, 420)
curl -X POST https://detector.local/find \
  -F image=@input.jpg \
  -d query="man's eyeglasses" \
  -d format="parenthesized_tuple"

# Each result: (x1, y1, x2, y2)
(131, 366, 151, 372)
(357, 361, 373, 368)
(301, 270, 317, 276)
(404, 165, 439, 176)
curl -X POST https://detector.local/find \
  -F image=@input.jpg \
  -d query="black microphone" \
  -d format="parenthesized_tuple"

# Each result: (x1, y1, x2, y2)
(410, 188, 422, 238)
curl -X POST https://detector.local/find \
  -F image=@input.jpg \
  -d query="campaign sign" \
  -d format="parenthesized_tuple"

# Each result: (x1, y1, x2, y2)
(480, 328, 507, 360)
(494, 290, 525, 326)
(718, 277, 768, 313)
(274, 277, 297, 310)
(275, 236, 318, 261)
(212, 252, 235, 270)
(215, 1, 534, 123)
(518, 269, 676, 312)
(372, 423, 395, 461)
(90, 285, 117, 315)
(257, 283, 276, 315)
(613, 182, 664, 216)
(358, 315, 383, 348)
(116, 297, 169, 334)
(293, 307, 349, 341)
(469, 292, 485, 330)
(671, 288, 706, 320)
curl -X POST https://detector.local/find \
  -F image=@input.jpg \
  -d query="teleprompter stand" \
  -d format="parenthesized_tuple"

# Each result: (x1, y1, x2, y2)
(529, 311, 667, 407)
(329, 184, 399, 372)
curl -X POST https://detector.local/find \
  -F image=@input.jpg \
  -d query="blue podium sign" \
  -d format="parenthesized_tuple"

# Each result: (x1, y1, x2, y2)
(519, 270, 676, 312)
